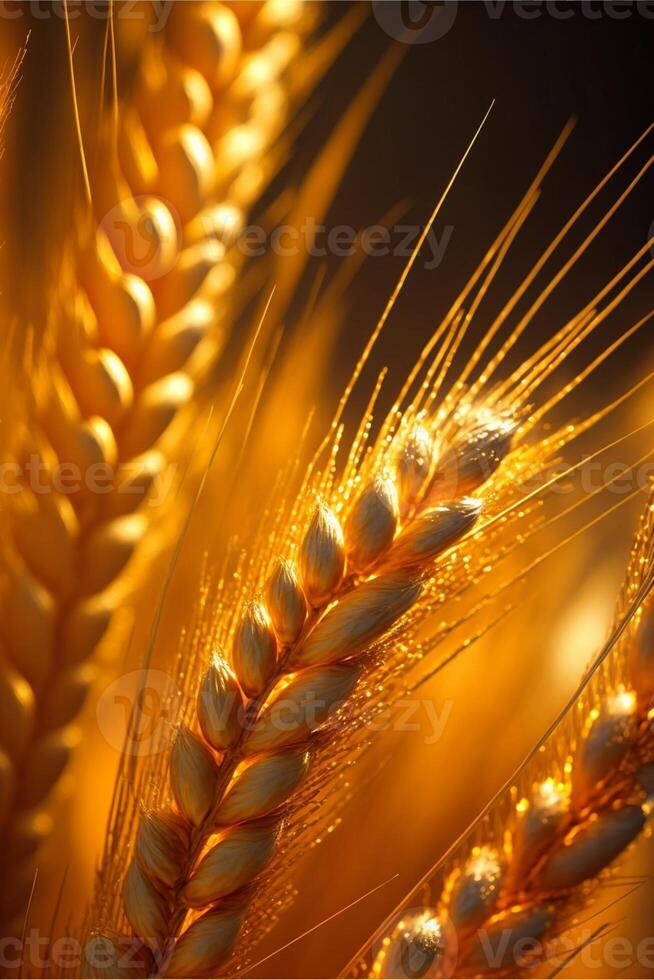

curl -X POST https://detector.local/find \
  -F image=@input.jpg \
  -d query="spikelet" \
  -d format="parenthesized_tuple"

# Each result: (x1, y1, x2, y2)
(431, 414, 518, 500)
(570, 689, 637, 812)
(134, 809, 189, 889)
(380, 498, 482, 570)
(0, 0, 316, 930)
(373, 911, 454, 980)
(93, 117, 654, 975)
(232, 600, 278, 696)
(170, 728, 218, 827)
(363, 489, 654, 980)
(122, 862, 169, 951)
(445, 846, 505, 934)
(265, 557, 308, 644)
(289, 570, 424, 668)
(459, 906, 553, 975)
(345, 475, 399, 571)
(299, 500, 347, 606)
(244, 664, 360, 752)
(182, 819, 281, 907)
(396, 425, 433, 517)
(162, 906, 245, 979)
(197, 656, 243, 750)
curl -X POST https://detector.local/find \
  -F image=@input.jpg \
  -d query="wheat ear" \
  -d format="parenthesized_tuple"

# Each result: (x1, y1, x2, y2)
(0, 0, 312, 932)
(367, 498, 654, 980)
(100, 405, 516, 978)
(92, 114, 654, 975)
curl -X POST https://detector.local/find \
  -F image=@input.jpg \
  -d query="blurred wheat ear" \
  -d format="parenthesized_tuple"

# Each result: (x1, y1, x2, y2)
(0, 0, 332, 936)
(361, 485, 654, 980)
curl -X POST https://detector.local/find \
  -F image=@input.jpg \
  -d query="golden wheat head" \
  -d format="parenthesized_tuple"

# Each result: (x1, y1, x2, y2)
(89, 102, 654, 980)
(0, 0, 316, 934)
(365, 493, 654, 980)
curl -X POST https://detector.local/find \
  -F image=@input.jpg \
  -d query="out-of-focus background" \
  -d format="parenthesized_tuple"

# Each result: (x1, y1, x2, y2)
(1, 2, 653, 977)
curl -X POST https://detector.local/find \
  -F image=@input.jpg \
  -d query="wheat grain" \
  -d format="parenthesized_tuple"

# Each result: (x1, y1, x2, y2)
(108, 406, 520, 977)
(0, 0, 314, 933)
(90, 118, 654, 976)
(366, 498, 654, 980)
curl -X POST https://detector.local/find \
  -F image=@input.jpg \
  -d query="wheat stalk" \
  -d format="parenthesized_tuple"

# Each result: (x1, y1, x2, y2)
(85, 116, 654, 977)
(364, 495, 654, 980)
(0, 0, 316, 933)
(95, 406, 513, 978)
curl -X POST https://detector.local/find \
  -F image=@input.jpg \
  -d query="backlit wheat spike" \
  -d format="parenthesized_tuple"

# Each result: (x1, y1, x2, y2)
(0, 0, 314, 933)
(90, 117, 653, 974)
(113, 409, 508, 977)
(366, 494, 654, 980)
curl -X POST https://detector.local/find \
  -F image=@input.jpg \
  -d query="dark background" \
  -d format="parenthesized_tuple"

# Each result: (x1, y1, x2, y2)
(3, 0, 652, 399)
(271, 0, 653, 425)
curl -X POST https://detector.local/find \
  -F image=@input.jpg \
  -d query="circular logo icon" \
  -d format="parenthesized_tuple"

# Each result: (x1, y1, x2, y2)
(99, 195, 181, 281)
(372, 2, 458, 44)
(96, 668, 181, 756)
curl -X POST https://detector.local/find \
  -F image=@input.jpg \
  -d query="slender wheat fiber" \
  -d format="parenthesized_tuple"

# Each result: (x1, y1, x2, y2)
(0, 0, 329, 935)
(82, 116, 654, 979)
(350, 489, 654, 980)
